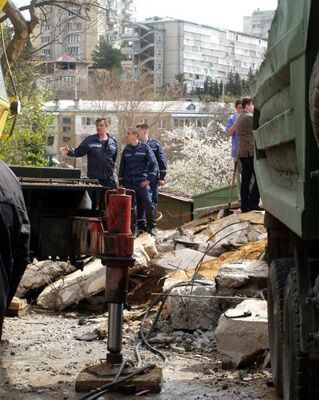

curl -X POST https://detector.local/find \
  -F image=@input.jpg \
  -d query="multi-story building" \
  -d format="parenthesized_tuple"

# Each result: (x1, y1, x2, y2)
(243, 9, 275, 40)
(33, 1, 134, 97)
(122, 17, 268, 93)
(101, 0, 135, 47)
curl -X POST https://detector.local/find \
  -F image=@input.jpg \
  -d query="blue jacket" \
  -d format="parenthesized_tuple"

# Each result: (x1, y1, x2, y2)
(147, 138, 167, 181)
(67, 134, 118, 180)
(119, 141, 159, 184)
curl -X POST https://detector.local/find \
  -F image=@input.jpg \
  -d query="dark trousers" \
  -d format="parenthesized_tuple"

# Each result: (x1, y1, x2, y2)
(239, 156, 260, 212)
(0, 203, 29, 338)
(124, 181, 156, 232)
(137, 180, 158, 229)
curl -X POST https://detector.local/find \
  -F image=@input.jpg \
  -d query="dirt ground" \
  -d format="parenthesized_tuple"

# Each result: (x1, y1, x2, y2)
(0, 307, 278, 400)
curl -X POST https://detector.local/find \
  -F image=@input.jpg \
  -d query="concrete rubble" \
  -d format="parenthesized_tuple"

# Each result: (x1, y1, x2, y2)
(10, 209, 269, 372)
(215, 299, 268, 369)
(37, 259, 106, 310)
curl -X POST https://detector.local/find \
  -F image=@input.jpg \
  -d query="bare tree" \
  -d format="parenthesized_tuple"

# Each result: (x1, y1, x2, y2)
(87, 68, 171, 148)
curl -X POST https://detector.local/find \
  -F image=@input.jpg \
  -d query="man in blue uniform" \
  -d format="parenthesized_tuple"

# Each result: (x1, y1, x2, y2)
(60, 117, 118, 188)
(136, 122, 167, 206)
(0, 161, 30, 341)
(119, 127, 159, 235)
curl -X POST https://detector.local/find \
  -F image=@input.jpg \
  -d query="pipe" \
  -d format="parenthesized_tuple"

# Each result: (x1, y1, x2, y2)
(107, 303, 123, 354)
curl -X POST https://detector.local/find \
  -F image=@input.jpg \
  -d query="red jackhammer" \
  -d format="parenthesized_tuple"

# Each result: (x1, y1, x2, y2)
(75, 188, 162, 395)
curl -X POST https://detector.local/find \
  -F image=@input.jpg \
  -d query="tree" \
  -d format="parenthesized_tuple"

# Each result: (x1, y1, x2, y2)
(92, 38, 124, 70)
(225, 71, 235, 96)
(233, 73, 242, 97)
(0, 62, 53, 165)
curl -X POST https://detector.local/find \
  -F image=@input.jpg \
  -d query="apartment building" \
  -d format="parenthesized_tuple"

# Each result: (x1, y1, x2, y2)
(243, 9, 275, 40)
(122, 17, 268, 93)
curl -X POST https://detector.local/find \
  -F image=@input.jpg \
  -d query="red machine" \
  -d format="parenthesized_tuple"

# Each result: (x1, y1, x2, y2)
(72, 188, 135, 364)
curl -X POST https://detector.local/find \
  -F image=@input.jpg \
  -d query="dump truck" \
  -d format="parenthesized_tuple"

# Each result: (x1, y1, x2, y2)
(253, 1, 319, 399)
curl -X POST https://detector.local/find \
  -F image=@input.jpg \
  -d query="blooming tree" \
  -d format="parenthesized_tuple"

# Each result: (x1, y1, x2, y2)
(162, 120, 233, 196)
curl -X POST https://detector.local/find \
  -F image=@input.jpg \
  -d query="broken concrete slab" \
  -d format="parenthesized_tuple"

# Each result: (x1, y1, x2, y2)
(156, 229, 179, 243)
(215, 299, 268, 369)
(167, 281, 221, 330)
(17, 260, 76, 297)
(153, 248, 214, 273)
(216, 260, 268, 296)
(37, 259, 106, 310)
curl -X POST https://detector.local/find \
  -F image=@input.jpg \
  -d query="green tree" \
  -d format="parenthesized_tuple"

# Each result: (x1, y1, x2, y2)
(234, 73, 242, 97)
(92, 38, 124, 70)
(0, 63, 53, 166)
(225, 72, 235, 95)
(212, 80, 220, 100)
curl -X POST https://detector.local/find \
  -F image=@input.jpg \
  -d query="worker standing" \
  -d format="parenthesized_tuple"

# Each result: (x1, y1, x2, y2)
(136, 122, 167, 228)
(237, 97, 261, 212)
(59, 117, 118, 188)
(0, 161, 30, 341)
(119, 127, 159, 236)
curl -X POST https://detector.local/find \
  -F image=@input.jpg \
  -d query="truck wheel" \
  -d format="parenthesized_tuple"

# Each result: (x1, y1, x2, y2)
(282, 268, 319, 399)
(268, 258, 294, 397)
(309, 52, 319, 146)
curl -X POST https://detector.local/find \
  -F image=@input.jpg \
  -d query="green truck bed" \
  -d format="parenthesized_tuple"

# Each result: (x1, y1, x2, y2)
(252, 0, 319, 240)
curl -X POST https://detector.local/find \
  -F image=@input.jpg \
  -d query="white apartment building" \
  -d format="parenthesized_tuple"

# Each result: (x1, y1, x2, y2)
(243, 9, 275, 40)
(122, 18, 268, 93)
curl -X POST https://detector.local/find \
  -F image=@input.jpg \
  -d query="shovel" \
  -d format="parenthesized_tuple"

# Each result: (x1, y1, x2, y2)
(219, 161, 238, 218)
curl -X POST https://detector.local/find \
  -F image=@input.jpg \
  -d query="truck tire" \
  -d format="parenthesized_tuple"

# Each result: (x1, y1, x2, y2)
(268, 258, 294, 397)
(309, 52, 319, 146)
(282, 268, 319, 400)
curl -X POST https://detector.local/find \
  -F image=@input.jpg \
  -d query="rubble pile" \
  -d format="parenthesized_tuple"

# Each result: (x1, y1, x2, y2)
(12, 210, 269, 370)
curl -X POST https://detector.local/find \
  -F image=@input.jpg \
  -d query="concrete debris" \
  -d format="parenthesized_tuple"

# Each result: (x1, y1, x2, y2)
(154, 248, 214, 273)
(216, 260, 268, 296)
(215, 299, 268, 369)
(167, 282, 221, 330)
(37, 259, 106, 310)
(17, 260, 76, 297)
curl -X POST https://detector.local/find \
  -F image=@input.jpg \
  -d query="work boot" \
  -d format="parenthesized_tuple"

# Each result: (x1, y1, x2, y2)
(147, 226, 157, 237)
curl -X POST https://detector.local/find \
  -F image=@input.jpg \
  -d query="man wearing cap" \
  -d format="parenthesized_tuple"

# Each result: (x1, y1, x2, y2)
(136, 122, 167, 211)
(119, 127, 159, 236)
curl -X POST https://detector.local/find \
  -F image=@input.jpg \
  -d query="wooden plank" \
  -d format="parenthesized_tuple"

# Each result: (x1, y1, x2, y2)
(75, 365, 163, 394)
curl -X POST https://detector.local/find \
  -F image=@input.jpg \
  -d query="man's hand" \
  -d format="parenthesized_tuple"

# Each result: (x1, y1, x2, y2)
(59, 145, 70, 156)
(157, 180, 165, 187)
(140, 180, 150, 188)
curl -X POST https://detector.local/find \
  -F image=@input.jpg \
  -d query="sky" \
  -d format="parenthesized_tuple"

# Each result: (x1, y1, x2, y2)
(133, 0, 278, 32)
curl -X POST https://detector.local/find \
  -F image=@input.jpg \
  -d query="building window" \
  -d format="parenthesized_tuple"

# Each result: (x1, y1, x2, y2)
(47, 136, 54, 146)
(41, 36, 50, 43)
(63, 126, 71, 133)
(65, 34, 81, 44)
(63, 117, 72, 124)
(41, 23, 49, 33)
(81, 117, 94, 126)
(58, 76, 75, 84)
(157, 119, 167, 129)
(67, 47, 79, 55)
(42, 49, 51, 57)
(62, 136, 71, 143)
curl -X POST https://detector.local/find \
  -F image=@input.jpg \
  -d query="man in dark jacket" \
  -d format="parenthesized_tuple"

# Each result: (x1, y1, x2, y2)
(0, 161, 30, 341)
(119, 127, 159, 235)
(60, 117, 118, 188)
(237, 97, 261, 213)
(136, 123, 167, 205)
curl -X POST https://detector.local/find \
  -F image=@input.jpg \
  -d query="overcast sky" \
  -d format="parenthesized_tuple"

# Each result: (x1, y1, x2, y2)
(134, 0, 278, 32)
